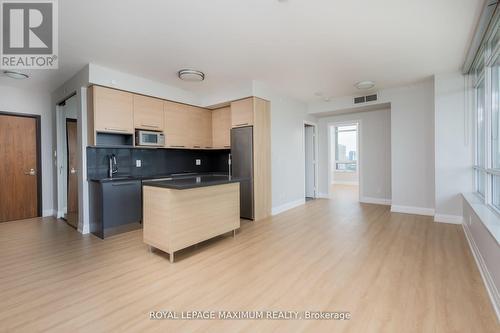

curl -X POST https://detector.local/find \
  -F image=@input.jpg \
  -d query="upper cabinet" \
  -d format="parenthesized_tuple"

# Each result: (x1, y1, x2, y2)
(231, 98, 254, 128)
(190, 106, 212, 149)
(133, 95, 164, 131)
(164, 101, 192, 148)
(212, 106, 231, 149)
(87, 85, 235, 150)
(164, 103, 212, 149)
(90, 86, 134, 134)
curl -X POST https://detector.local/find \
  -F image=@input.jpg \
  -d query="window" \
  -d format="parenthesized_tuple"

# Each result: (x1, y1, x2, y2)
(476, 78, 486, 196)
(472, 15, 500, 213)
(335, 125, 357, 172)
(492, 56, 500, 210)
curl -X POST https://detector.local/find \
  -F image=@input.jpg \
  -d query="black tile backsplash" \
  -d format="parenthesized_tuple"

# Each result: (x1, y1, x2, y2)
(87, 147, 230, 180)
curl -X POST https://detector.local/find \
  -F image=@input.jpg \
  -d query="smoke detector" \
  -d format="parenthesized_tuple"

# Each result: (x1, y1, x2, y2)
(355, 80, 375, 90)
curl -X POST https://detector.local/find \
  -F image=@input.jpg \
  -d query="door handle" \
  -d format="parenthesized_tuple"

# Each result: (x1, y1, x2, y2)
(24, 168, 36, 176)
(70, 167, 77, 174)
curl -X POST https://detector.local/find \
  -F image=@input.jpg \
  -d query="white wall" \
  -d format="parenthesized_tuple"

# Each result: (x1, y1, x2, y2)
(434, 72, 473, 223)
(333, 171, 358, 184)
(317, 109, 391, 202)
(253, 81, 316, 213)
(0, 85, 54, 216)
(311, 79, 435, 214)
(386, 80, 435, 214)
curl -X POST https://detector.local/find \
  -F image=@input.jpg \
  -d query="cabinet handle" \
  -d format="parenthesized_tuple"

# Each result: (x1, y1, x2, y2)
(141, 124, 160, 128)
(234, 123, 248, 127)
(193, 145, 201, 148)
(224, 146, 231, 148)
(170, 145, 185, 148)
(105, 127, 128, 132)
(112, 182, 137, 186)
(205, 146, 213, 149)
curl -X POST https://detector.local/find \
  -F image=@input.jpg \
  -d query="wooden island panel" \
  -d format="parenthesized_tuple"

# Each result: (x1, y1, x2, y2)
(143, 183, 240, 262)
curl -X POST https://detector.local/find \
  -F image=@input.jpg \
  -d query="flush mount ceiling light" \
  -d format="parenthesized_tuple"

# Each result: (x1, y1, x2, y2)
(3, 70, 29, 80)
(355, 80, 375, 90)
(178, 69, 205, 82)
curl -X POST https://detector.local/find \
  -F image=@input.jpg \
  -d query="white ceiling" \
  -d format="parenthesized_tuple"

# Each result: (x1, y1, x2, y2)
(0, 0, 484, 102)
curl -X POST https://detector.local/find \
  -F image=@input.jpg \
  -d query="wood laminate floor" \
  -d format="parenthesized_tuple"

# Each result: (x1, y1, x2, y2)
(0, 185, 498, 332)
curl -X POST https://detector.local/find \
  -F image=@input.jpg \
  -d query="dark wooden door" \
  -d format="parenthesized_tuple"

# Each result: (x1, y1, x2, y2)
(0, 114, 39, 222)
(66, 120, 78, 228)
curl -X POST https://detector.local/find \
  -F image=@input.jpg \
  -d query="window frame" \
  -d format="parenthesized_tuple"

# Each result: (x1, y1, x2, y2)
(472, 14, 500, 215)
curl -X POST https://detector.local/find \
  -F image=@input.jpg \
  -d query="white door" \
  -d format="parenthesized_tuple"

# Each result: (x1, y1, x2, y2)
(305, 125, 316, 198)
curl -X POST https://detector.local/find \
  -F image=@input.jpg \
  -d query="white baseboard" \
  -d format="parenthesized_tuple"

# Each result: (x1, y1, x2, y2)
(42, 209, 55, 217)
(317, 192, 330, 199)
(332, 181, 359, 186)
(79, 224, 90, 234)
(360, 197, 391, 206)
(272, 198, 305, 216)
(462, 223, 500, 322)
(434, 214, 463, 224)
(390, 205, 435, 216)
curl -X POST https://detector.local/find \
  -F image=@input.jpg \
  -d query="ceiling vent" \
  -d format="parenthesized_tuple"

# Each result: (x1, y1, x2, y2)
(354, 93, 378, 104)
(354, 96, 365, 104)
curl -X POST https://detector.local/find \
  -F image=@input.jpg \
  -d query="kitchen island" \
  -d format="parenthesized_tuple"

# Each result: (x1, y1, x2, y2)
(142, 175, 241, 263)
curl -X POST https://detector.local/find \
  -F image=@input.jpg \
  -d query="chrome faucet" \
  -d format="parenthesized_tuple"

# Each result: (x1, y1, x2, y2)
(108, 154, 118, 178)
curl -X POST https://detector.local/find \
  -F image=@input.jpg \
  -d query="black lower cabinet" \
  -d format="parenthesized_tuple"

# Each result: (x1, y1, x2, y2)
(90, 180, 142, 239)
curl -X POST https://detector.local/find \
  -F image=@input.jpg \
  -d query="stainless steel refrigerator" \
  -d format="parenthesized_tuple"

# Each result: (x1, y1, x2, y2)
(230, 126, 254, 220)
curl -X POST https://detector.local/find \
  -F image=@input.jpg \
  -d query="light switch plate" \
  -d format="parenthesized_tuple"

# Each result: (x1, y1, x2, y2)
(136, 160, 142, 167)
(195, 159, 201, 166)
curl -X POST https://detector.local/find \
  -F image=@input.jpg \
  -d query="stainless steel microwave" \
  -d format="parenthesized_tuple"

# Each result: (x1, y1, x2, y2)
(135, 130, 165, 147)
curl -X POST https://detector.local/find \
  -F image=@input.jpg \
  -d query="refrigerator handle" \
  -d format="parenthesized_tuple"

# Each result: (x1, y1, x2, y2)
(228, 153, 232, 178)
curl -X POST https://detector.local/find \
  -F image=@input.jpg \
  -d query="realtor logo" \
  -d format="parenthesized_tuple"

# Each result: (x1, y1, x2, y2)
(1, 0, 58, 69)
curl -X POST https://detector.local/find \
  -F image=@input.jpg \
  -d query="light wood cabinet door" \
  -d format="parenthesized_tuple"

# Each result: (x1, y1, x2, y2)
(164, 101, 192, 148)
(133, 95, 164, 131)
(189, 106, 212, 149)
(200, 108, 213, 149)
(231, 98, 254, 128)
(93, 86, 134, 133)
(189, 107, 203, 149)
(212, 106, 231, 148)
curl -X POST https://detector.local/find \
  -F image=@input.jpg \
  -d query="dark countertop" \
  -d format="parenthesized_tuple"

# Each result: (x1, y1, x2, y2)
(88, 172, 225, 183)
(142, 175, 244, 190)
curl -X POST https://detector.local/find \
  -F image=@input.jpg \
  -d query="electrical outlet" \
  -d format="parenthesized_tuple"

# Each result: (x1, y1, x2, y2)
(136, 160, 142, 167)
(195, 159, 201, 166)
